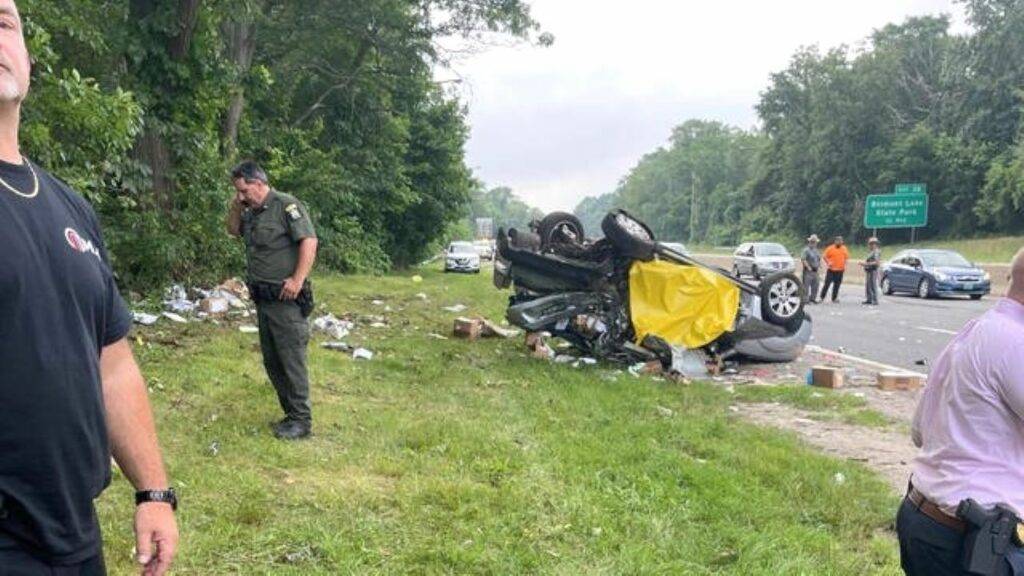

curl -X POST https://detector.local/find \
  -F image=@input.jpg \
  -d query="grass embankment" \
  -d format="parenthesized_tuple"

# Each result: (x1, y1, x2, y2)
(734, 385, 893, 429)
(97, 268, 902, 574)
(691, 236, 1023, 264)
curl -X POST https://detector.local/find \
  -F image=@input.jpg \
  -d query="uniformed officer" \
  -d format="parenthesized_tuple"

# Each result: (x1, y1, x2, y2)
(800, 234, 822, 304)
(897, 249, 1024, 575)
(227, 161, 318, 440)
(860, 237, 881, 306)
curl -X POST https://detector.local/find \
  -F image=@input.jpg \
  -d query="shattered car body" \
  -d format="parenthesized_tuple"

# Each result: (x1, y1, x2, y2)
(494, 210, 811, 365)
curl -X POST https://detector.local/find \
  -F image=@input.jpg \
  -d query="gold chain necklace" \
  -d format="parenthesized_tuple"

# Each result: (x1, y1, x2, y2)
(0, 158, 39, 199)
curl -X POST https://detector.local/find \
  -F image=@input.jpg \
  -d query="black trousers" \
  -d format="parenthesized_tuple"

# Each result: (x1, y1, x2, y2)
(897, 498, 1024, 576)
(820, 269, 844, 301)
(0, 548, 105, 576)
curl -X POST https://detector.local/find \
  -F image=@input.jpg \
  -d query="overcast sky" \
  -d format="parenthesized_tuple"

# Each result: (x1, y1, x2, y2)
(437, 0, 969, 213)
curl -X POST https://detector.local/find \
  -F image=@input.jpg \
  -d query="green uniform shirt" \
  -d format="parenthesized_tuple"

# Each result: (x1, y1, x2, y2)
(241, 190, 316, 283)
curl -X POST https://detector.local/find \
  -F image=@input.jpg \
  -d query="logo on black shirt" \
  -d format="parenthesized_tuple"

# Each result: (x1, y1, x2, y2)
(64, 227, 101, 260)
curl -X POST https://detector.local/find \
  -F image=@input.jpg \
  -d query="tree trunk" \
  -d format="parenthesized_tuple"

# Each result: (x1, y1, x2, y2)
(221, 19, 257, 156)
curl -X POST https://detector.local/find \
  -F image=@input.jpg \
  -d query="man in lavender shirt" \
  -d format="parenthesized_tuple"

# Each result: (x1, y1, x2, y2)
(897, 248, 1024, 575)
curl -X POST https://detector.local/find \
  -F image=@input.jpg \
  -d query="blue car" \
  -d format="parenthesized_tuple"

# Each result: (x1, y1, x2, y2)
(880, 249, 991, 300)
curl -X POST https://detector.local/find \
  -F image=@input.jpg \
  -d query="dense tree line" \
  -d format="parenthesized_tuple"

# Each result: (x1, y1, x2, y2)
(20, 0, 548, 289)
(581, 0, 1024, 246)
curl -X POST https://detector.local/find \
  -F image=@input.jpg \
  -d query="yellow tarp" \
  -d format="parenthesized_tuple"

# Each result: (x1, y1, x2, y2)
(629, 259, 740, 349)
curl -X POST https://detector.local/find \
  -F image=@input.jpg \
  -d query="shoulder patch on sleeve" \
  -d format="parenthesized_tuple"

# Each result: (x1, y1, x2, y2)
(285, 203, 303, 221)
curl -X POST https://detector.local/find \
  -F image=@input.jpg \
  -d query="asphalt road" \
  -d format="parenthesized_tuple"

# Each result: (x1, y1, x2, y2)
(806, 282, 998, 372)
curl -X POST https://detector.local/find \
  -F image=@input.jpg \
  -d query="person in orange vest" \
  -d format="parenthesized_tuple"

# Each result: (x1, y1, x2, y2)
(820, 236, 850, 303)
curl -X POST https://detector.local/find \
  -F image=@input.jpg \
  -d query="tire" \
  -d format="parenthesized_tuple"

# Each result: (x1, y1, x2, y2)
(537, 212, 585, 252)
(760, 272, 805, 327)
(881, 275, 893, 295)
(601, 209, 657, 261)
(917, 278, 932, 299)
(970, 294, 983, 301)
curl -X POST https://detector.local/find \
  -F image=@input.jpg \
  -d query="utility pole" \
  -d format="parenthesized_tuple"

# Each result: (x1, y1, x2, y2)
(689, 168, 697, 244)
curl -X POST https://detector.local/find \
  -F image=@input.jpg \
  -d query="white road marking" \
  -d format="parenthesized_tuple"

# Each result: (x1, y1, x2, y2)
(915, 326, 957, 336)
(805, 345, 927, 378)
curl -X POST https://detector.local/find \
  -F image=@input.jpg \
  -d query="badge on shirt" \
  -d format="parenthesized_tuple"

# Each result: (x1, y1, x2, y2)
(285, 204, 303, 221)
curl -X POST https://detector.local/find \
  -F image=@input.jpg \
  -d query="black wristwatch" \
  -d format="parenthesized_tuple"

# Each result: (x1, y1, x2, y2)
(135, 488, 177, 511)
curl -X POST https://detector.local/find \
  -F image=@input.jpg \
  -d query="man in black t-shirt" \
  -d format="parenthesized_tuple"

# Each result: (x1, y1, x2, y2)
(0, 2, 178, 574)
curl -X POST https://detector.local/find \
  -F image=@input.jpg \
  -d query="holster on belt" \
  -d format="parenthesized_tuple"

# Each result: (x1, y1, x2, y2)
(247, 280, 315, 318)
(957, 498, 1023, 575)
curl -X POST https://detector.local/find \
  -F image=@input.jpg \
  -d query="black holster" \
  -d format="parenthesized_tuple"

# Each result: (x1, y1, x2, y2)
(248, 280, 315, 318)
(958, 498, 1021, 575)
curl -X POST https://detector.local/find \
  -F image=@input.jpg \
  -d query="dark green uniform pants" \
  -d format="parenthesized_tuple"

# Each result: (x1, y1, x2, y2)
(257, 300, 311, 424)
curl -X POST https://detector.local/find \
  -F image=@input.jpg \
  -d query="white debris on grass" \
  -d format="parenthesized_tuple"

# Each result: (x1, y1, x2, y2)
(353, 348, 374, 361)
(656, 405, 675, 418)
(443, 304, 468, 313)
(162, 312, 188, 324)
(239, 325, 259, 334)
(133, 312, 160, 326)
(321, 342, 352, 352)
(312, 314, 354, 340)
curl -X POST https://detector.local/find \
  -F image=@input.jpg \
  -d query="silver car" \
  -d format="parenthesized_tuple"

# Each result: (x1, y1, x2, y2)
(733, 242, 796, 280)
(445, 241, 482, 273)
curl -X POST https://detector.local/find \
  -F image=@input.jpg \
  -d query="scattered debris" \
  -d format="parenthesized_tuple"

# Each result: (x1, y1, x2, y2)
(573, 357, 598, 369)
(412, 275, 423, 283)
(371, 300, 385, 306)
(133, 312, 160, 326)
(525, 331, 555, 359)
(427, 333, 449, 340)
(312, 314, 354, 340)
(199, 296, 230, 315)
(415, 293, 429, 301)
(670, 347, 709, 378)
(239, 325, 259, 334)
(321, 342, 352, 352)
(811, 366, 844, 389)
(914, 359, 928, 366)
(454, 317, 484, 340)
(208, 441, 220, 457)
(443, 304, 468, 313)
(656, 405, 675, 418)
(352, 348, 374, 361)
(877, 372, 924, 392)
(833, 472, 846, 485)
(480, 318, 520, 339)
(370, 322, 388, 329)
(554, 354, 577, 364)
(162, 312, 188, 324)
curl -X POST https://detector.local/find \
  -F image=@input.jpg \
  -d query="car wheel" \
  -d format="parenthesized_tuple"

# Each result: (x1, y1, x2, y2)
(537, 212, 585, 252)
(970, 294, 983, 301)
(917, 278, 932, 299)
(760, 273, 805, 327)
(601, 209, 657, 261)
(881, 275, 893, 295)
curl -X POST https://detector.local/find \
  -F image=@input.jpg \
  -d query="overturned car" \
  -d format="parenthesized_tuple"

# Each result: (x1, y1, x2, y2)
(494, 210, 811, 366)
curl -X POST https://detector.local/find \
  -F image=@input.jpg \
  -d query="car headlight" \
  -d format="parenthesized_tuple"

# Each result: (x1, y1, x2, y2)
(934, 272, 949, 282)
(983, 272, 991, 282)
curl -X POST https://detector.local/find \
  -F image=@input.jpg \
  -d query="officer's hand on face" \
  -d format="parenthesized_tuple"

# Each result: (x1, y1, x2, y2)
(280, 277, 303, 300)
(135, 502, 178, 576)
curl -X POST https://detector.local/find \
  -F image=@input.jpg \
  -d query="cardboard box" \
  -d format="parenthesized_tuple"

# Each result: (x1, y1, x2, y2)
(453, 317, 483, 340)
(811, 366, 844, 389)
(877, 372, 925, 391)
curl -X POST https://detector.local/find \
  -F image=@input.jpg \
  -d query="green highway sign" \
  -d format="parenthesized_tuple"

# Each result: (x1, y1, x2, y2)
(864, 193, 929, 229)
(894, 183, 926, 195)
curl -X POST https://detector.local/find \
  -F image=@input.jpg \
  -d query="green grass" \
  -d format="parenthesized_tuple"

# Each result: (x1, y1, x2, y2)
(860, 236, 1023, 264)
(96, 268, 902, 575)
(734, 384, 893, 429)
(691, 236, 1023, 264)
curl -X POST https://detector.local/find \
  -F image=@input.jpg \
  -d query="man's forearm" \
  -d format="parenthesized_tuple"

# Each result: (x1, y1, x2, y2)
(291, 237, 318, 282)
(101, 340, 169, 490)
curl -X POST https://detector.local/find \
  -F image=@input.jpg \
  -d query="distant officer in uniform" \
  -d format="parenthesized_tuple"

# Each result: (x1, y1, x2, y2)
(227, 161, 318, 440)
(897, 248, 1024, 575)
(860, 237, 881, 306)
(800, 234, 822, 304)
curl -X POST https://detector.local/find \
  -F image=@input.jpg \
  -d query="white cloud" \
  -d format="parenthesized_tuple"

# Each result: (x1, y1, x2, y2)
(440, 0, 968, 212)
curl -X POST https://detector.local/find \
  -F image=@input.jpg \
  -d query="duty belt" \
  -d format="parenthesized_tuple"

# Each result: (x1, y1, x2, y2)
(907, 485, 967, 533)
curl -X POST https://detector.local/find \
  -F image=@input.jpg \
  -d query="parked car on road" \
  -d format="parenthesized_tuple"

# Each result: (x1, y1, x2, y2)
(880, 249, 991, 300)
(473, 240, 495, 261)
(445, 241, 482, 273)
(732, 242, 796, 280)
